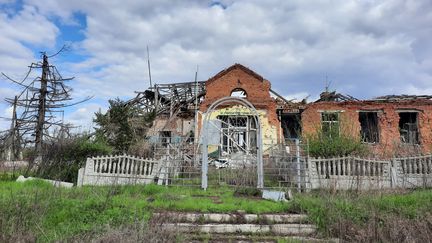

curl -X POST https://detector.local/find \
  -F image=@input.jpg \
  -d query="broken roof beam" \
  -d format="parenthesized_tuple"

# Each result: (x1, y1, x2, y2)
(315, 91, 359, 102)
(269, 88, 295, 104)
(126, 80, 207, 117)
(149, 81, 206, 88)
(372, 95, 432, 101)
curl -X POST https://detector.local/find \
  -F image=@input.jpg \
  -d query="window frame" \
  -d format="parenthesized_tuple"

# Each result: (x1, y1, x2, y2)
(358, 111, 380, 144)
(320, 111, 341, 137)
(397, 111, 420, 145)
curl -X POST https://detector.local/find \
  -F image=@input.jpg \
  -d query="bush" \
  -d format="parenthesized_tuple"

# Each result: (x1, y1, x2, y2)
(234, 187, 262, 197)
(128, 139, 153, 158)
(36, 136, 112, 183)
(306, 130, 368, 158)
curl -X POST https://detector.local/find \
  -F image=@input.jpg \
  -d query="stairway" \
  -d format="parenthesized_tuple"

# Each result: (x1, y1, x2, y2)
(153, 212, 333, 242)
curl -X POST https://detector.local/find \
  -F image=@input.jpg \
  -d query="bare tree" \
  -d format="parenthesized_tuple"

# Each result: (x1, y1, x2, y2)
(1, 49, 91, 166)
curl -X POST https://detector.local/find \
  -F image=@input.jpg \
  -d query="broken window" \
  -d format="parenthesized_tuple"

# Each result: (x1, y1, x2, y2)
(281, 113, 302, 140)
(399, 112, 419, 144)
(218, 115, 257, 155)
(321, 112, 339, 137)
(230, 88, 247, 98)
(159, 131, 171, 147)
(359, 112, 379, 143)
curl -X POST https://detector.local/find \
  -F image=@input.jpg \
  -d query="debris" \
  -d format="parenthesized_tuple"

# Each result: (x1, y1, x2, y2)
(315, 91, 359, 102)
(262, 189, 290, 201)
(372, 94, 432, 102)
(16, 175, 73, 188)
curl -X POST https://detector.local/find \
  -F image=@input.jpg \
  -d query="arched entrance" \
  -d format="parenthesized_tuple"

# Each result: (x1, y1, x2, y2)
(200, 97, 263, 189)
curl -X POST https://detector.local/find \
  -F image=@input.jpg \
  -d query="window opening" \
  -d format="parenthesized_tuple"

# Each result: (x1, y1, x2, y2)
(159, 131, 172, 147)
(217, 115, 257, 155)
(230, 88, 247, 98)
(321, 112, 339, 137)
(399, 112, 419, 144)
(359, 112, 379, 143)
(281, 113, 302, 139)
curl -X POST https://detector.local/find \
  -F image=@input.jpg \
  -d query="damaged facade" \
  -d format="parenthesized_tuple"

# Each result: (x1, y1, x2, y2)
(129, 64, 432, 158)
(303, 94, 432, 157)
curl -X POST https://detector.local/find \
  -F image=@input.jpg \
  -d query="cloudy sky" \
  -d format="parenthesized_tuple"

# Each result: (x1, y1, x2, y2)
(0, 0, 431, 131)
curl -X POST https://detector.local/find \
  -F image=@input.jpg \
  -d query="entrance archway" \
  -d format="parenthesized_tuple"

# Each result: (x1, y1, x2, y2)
(200, 97, 263, 189)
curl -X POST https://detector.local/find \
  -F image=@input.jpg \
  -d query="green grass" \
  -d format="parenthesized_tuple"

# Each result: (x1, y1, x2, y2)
(291, 189, 432, 236)
(0, 180, 290, 242)
(1, 178, 431, 242)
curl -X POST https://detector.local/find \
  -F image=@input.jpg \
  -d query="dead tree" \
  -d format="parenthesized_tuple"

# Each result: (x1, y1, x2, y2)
(1, 50, 91, 166)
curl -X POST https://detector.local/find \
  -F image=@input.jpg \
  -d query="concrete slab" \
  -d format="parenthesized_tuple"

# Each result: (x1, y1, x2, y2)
(262, 189, 289, 201)
(16, 175, 73, 188)
(161, 223, 316, 235)
(153, 212, 308, 223)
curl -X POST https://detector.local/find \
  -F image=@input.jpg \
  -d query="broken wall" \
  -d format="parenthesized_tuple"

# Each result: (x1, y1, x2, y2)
(302, 101, 432, 158)
(147, 116, 194, 143)
(199, 64, 282, 149)
(202, 105, 279, 154)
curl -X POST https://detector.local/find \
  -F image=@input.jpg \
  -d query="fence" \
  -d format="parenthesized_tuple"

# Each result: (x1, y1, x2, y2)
(77, 154, 160, 186)
(77, 151, 432, 190)
(308, 154, 432, 190)
(263, 140, 309, 191)
(396, 154, 432, 188)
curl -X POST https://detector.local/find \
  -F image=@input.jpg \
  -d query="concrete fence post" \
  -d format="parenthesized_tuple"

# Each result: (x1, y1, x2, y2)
(77, 168, 84, 187)
(305, 155, 312, 192)
(307, 157, 319, 189)
(390, 159, 399, 188)
(295, 139, 301, 192)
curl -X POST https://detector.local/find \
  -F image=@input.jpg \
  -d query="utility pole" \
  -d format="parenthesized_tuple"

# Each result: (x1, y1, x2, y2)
(2, 48, 91, 169)
(11, 96, 18, 160)
(7, 96, 18, 161)
(147, 45, 152, 88)
(193, 65, 199, 142)
(34, 53, 48, 163)
(193, 65, 199, 166)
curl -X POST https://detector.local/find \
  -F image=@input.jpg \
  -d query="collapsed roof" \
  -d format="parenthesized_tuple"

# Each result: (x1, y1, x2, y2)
(315, 91, 359, 102)
(371, 95, 432, 102)
(126, 81, 206, 117)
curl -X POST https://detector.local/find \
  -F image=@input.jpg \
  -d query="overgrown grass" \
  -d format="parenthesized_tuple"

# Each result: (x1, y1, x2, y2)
(292, 189, 432, 241)
(0, 180, 290, 242)
(1, 178, 431, 242)
(306, 129, 368, 158)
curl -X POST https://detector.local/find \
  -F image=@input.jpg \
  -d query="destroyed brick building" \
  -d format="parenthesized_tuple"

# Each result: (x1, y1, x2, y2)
(128, 63, 432, 158)
(303, 94, 432, 157)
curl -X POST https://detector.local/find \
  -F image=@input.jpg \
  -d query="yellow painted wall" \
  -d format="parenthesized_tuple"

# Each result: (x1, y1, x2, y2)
(203, 105, 279, 154)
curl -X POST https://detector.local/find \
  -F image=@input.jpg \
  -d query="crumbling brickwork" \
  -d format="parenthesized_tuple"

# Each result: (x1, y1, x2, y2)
(199, 64, 281, 143)
(145, 63, 432, 158)
(302, 100, 432, 158)
(147, 116, 194, 138)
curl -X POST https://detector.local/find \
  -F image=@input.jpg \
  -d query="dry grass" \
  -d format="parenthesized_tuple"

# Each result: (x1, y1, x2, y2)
(70, 216, 188, 243)
(293, 188, 432, 242)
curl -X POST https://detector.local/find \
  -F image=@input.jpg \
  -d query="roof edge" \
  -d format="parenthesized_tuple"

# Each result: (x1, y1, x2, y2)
(206, 63, 264, 85)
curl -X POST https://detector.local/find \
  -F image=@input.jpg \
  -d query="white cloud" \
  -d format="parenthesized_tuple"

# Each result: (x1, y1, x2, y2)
(284, 92, 314, 103)
(64, 103, 107, 132)
(0, 4, 59, 76)
(1, 0, 432, 129)
(0, 4, 60, 130)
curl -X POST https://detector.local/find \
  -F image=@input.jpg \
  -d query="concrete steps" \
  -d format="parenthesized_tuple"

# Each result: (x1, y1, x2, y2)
(152, 212, 332, 242)
(161, 222, 317, 235)
(153, 212, 309, 224)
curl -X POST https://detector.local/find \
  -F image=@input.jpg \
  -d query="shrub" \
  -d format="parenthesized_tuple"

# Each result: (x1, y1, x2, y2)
(128, 139, 153, 158)
(234, 187, 262, 197)
(36, 136, 112, 183)
(306, 130, 368, 158)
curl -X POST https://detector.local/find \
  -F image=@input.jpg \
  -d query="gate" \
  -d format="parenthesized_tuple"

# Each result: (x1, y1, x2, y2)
(200, 97, 263, 189)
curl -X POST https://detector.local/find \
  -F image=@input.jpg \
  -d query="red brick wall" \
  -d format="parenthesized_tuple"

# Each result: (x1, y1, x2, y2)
(302, 101, 432, 158)
(200, 68, 273, 110)
(199, 65, 282, 142)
